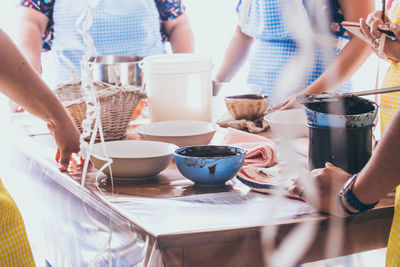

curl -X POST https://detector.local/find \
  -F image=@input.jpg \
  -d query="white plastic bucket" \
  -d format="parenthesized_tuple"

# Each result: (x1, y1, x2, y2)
(141, 54, 214, 122)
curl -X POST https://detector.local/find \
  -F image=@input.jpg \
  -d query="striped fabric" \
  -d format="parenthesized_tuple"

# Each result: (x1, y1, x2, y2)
(47, 0, 167, 85)
(380, 0, 400, 133)
(0, 180, 34, 266)
(237, 0, 351, 106)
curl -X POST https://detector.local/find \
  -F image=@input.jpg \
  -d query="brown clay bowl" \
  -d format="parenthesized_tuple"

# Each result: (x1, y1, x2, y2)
(224, 94, 269, 120)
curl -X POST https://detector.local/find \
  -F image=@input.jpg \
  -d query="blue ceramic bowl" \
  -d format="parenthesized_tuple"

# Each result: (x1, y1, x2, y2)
(174, 145, 246, 186)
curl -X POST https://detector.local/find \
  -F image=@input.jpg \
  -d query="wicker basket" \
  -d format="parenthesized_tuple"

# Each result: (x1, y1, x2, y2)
(55, 81, 147, 141)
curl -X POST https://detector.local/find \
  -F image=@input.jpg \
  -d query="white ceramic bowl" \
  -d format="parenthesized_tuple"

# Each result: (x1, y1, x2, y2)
(90, 140, 178, 179)
(264, 109, 307, 139)
(136, 120, 218, 147)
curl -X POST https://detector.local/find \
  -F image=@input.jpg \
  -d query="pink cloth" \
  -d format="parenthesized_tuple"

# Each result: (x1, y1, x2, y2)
(222, 128, 276, 168)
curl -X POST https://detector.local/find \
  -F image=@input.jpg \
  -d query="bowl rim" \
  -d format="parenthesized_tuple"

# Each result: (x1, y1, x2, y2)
(174, 145, 246, 159)
(136, 120, 219, 137)
(224, 93, 269, 100)
(304, 102, 379, 117)
(89, 55, 143, 64)
(91, 140, 178, 160)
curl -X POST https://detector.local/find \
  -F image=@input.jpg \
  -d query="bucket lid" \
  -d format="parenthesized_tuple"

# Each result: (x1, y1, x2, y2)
(140, 54, 213, 74)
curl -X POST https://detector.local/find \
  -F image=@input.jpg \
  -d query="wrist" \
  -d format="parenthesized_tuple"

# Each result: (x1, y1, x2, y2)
(47, 106, 75, 131)
(337, 174, 379, 216)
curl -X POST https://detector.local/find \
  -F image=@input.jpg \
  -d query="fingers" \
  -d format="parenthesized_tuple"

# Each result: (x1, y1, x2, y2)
(58, 147, 74, 172)
(360, 18, 373, 41)
(55, 148, 68, 172)
(325, 162, 333, 167)
(370, 19, 384, 39)
(390, 23, 400, 40)
(360, 14, 386, 51)
(288, 163, 352, 215)
(366, 11, 383, 26)
(271, 99, 290, 111)
(288, 183, 304, 198)
(55, 149, 60, 162)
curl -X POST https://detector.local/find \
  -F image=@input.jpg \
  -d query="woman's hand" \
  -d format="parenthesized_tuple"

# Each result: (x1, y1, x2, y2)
(360, 11, 400, 61)
(288, 162, 352, 216)
(272, 93, 302, 110)
(382, 23, 400, 61)
(48, 114, 80, 172)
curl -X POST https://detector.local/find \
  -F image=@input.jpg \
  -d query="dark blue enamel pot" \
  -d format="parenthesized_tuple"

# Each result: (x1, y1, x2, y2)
(304, 96, 378, 128)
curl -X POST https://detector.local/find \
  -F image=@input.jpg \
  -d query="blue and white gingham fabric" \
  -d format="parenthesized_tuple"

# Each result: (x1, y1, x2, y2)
(49, 0, 165, 85)
(238, 0, 352, 105)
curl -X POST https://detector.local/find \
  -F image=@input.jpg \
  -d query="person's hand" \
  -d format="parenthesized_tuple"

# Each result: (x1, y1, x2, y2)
(288, 162, 352, 217)
(360, 14, 385, 53)
(272, 93, 302, 110)
(48, 115, 81, 172)
(382, 23, 400, 61)
(360, 11, 388, 40)
(389, 22, 400, 40)
(360, 13, 400, 61)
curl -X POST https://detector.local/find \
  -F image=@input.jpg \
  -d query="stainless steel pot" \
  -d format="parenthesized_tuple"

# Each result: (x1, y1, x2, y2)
(89, 55, 143, 87)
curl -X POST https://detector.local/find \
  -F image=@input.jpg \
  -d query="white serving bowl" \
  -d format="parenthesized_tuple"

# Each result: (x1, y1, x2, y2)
(264, 109, 307, 139)
(136, 120, 218, 147)
(90, 140, 178, 179)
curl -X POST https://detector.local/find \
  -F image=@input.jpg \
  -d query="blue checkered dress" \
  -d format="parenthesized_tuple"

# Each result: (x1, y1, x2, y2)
(47, 0, 166, 85)
(238, 0, 351, 105)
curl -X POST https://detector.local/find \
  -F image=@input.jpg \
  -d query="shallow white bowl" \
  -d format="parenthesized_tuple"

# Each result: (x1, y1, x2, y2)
(264, 109, 307, 139)
(90, 140, 178, 179)
(136, 120, 218, 147)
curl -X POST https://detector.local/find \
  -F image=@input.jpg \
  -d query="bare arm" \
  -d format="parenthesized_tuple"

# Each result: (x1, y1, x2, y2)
(304, 0, 374, 94)
(163, 14, 195, 53)
(289, 109, 400, 216)
(17, 6, 49, 74)
(0, 29, 80, 170)
(215, 26, 253, 83)
(274, 0, 374, 110)
(352, 110, 400, 204)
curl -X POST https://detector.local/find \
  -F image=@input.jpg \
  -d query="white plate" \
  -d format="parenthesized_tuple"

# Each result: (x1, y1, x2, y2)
(236, 166, 296, 194)
(136, 120, 218, 147)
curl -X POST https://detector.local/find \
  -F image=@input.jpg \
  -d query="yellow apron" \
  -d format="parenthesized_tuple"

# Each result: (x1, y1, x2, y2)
(383, 2, 400, 266)
(381, 1, 400, 133)
(387, 186, 400, 266)
(0, 180, 35, 266)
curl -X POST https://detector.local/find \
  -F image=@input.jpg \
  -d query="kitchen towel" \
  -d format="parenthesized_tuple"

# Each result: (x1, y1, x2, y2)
(222, 128, 276, 168)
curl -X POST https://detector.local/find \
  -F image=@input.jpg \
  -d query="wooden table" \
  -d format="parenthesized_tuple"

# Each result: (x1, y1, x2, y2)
(0, 119, 394, 267)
